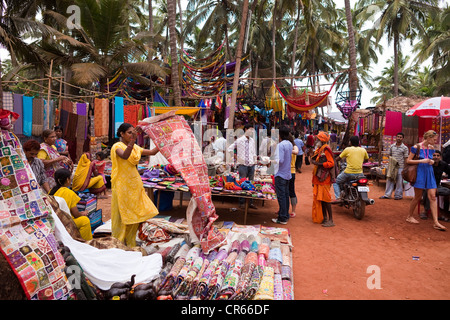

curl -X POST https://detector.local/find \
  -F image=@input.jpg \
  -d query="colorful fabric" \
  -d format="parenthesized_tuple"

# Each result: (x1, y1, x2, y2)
(0, 129, 74, 300)
(253, 266, 275, 300)
(114, 97, 124, 138)
(139, 113, 226, 253)
(31, 98, 44, 137)
(3, 92, 13, 112)
(94, 98, 109, 137)
(110, 142, 158, 246)
(55, 138, 67, 154)
(22, 96, 33, 137)
(13, 94, 23, 135)
(37, 143, 62, 189)
(72, 153, 106, 194)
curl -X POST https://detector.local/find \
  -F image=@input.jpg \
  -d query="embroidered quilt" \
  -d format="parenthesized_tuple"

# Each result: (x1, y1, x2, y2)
(139, 113, 226, 253)
(0, 129, 74, 299)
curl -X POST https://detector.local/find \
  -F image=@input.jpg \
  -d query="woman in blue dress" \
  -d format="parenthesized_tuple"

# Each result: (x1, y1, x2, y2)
(406, 130, 446, 231)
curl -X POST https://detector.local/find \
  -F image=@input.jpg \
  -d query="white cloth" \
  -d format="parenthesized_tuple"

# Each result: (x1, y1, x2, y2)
(52, 196, 162, 290)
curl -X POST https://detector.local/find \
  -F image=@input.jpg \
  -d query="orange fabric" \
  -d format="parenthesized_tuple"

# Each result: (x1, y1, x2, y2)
(124, 104, 140, 127)
(94, 98, 109, 136)
(312, 184, 332, 223)
(311, 145, 335, 185)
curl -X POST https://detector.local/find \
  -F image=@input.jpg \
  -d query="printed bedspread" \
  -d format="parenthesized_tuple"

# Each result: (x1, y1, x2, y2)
(139, 112, 226, 253)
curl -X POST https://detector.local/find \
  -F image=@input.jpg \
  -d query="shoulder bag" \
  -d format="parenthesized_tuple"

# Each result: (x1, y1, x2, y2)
(401, 144, 421, 184)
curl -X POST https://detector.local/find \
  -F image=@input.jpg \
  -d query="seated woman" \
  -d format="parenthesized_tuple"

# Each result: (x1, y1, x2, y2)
(72, 152, 107, 198)
(49, 168, 93, 241)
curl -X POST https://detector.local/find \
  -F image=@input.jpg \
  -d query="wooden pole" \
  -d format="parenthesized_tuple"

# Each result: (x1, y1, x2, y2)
(46, 60, 53, 130)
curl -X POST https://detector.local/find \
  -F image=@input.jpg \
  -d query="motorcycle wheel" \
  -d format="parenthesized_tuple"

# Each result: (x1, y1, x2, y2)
(353, 199, 366, 220)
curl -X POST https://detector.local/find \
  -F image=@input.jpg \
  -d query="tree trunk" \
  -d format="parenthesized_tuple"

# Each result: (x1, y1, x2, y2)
(290, 0, 303, 87)
(272, 0, 277, 81)
(148, 0, 154, 60)
(177, 0, 184, 51)
(227, 0, 249, 129)
(344, 0, 358, 99)
(340, 0, 359, 150)
(393, 32, 399, 97)
(167, 0, 182, 106)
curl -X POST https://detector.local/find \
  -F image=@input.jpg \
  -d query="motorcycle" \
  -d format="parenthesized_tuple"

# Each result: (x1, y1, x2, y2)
(333, 161, 375, 220)
(338, 175, 375, 220)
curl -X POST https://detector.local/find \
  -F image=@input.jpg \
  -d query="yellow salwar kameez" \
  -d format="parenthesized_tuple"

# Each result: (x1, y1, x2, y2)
(72, 153, 106, 194)
(110, 142, 158, 246)
(54, 187, 93, 241)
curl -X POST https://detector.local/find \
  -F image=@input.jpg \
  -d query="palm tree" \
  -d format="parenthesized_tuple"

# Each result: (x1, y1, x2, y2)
(167, 0, 182, 105)
(414, 4, 450, 96)
(356, 0, 440, 97)
(40, 0, 167, 93)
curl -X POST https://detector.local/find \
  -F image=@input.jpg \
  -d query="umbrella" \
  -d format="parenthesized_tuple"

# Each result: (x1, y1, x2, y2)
(405, 96, 450, 117)
(406, 96, 450, 147)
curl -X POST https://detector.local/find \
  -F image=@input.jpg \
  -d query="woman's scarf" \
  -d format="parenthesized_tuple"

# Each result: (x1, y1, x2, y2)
(72, 153, 94, 192)
(40, 142, 62, 188)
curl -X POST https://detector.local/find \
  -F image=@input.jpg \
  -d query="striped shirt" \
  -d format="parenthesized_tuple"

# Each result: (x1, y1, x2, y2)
(389, 143, 409, 168)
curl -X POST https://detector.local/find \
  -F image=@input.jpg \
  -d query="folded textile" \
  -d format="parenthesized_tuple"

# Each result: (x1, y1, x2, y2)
(253, 266, 275, 300)
(273, 273, 283, 300)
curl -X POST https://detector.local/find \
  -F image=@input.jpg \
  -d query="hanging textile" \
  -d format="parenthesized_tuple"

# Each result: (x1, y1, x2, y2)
(13, 93, 23, 135)
(94, 98, 109, 137)
(275, 78, 338, 113)
(22, 96, 33, 137)
(114, 97, 124, 138)
(124, 104, 140, 127)
(3, 92, 14, 112)
(384, 111, 402, 136)
(32, 98, 44, 137)
(139, 112, 226, 253)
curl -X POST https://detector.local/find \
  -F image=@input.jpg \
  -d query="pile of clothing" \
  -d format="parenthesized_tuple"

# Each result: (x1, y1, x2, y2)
(154, 232, 293, 300)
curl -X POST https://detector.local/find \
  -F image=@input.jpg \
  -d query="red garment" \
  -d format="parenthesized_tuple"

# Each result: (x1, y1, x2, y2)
(306, 134, 315, 147)
(124, 104, 140, 127)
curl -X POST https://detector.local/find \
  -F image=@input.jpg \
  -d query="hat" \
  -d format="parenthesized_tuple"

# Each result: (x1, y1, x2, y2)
(316, 131, 330, 142)
(0, 109, 19, 120)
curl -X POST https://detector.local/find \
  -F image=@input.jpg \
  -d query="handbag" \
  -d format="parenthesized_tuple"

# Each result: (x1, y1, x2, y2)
(401, 144, 421, 184)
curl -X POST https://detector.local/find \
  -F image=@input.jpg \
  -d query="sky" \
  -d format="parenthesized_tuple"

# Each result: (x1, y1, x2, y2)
(1, 0, 447, 114)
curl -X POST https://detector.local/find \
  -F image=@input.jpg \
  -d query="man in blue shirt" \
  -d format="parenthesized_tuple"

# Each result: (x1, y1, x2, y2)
(294, 132, 304, 173)
(272, 126, 293, 225)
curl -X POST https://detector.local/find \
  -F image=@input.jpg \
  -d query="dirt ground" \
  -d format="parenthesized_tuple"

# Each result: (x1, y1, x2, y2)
(98, 163, 450, 300)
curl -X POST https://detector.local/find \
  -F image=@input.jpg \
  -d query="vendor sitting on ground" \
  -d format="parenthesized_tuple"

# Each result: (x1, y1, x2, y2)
(49, 168, 93, 241)
(23, 139, 51, 194)
(72, 152, 107, 198)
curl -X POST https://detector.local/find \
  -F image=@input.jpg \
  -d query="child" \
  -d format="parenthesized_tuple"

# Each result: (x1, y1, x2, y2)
(93, 152, 108, 198)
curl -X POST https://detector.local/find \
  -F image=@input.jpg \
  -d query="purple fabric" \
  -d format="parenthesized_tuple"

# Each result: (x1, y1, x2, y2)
(13, 93, 23, 135)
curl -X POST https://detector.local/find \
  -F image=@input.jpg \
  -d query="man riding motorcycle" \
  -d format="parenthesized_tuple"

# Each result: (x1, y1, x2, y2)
(332, 135, 369, 203)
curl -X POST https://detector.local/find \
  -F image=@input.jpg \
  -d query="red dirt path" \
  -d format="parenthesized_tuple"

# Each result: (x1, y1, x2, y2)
(98, 163, 450, 300)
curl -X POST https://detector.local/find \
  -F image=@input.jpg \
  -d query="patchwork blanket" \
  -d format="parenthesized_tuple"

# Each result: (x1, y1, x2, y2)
(139, 112, 226, 253)
(0, 129, 74, 299)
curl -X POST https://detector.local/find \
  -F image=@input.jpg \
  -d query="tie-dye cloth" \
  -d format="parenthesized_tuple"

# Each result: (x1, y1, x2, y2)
(139, 112, 226, 253)
(0, 129, 74, 299)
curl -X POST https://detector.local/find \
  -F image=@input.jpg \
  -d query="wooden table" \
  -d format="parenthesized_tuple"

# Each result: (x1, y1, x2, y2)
(144, 186, 273, 225)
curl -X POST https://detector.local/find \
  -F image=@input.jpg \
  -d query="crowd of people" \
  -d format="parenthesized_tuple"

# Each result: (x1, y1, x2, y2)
(23, 123, 448, 250)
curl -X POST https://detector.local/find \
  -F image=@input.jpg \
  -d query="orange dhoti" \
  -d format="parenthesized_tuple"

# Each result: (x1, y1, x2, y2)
(312, 184, 332, 223)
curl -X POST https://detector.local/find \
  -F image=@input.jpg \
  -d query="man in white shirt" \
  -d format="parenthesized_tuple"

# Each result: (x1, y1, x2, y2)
(212, 130, 227, 162)
(227, 124, 258, 208)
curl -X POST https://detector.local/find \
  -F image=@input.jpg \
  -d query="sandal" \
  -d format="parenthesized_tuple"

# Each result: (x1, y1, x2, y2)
(433, 224, 447, 231)
(290, 213, 296, 218)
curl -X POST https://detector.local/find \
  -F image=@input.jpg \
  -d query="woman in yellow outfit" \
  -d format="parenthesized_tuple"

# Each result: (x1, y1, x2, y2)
(72, 152, 107, 197)
(111, 123, 160, 247)
(49, 168, 93, 241)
